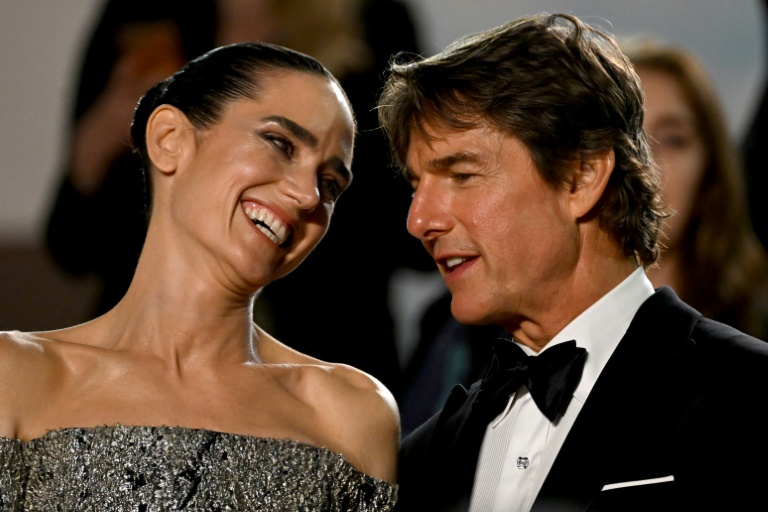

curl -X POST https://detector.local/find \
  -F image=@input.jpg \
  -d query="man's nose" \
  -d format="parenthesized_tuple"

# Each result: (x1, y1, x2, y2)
(407, 178, 450, 242)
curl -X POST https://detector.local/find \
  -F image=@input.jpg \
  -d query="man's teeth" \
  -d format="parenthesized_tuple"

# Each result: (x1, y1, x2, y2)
(244, 205, 289, 245)
(446, 257, 467, 269)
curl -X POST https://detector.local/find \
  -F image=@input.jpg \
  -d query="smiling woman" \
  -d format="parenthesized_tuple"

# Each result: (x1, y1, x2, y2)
(0, 42, 399, 510)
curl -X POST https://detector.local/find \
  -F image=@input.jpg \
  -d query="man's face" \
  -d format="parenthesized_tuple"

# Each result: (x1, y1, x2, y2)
(404, 121, 581, 333)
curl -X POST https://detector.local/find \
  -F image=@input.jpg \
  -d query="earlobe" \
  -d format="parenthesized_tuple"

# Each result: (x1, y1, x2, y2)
(145, 105, 191, 175)
(568, 149, 615, 219)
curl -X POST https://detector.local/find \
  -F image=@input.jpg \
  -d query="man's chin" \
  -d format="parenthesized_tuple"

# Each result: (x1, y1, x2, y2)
(451, 300, 493, 327)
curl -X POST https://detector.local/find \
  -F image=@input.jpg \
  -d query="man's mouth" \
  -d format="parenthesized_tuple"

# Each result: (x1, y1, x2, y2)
(446, 256, 469, 270)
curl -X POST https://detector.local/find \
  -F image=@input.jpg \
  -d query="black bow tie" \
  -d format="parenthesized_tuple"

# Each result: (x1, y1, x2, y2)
(476, 339, 587, 423)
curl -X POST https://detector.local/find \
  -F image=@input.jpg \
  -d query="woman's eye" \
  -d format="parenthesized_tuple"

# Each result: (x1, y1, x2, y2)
(320, 177, 344, 203)
(659, 134, 691, 149)
(266, 134, 295, 158)
(650, 131, 694, 152)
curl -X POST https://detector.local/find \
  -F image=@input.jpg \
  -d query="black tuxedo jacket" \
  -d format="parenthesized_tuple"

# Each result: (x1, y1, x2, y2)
(395, 287, 768, 511)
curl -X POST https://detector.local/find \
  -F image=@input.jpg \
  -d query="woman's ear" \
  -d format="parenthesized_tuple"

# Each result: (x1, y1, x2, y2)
(567, 149, 615, 219)
(145, 105, 192, 175)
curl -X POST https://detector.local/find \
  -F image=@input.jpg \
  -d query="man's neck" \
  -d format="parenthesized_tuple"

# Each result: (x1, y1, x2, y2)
(507, 256, 639, 352)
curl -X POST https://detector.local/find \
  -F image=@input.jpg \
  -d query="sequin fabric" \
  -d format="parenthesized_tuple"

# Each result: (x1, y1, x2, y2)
(0, 425, 397, 511)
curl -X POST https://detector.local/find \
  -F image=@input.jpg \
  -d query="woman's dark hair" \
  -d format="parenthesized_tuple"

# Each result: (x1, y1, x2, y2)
(129, 41, 352, 212)
(378, 13, 666, 266)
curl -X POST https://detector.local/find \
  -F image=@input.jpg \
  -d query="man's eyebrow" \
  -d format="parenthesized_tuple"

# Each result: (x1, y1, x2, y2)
(262, 115, 318, 147)
(403, 151, 483, 183)
(428, 151, 483, 170)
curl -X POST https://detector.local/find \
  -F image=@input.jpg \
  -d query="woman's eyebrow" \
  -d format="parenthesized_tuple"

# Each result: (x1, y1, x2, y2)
(261, 115, 318, 147)
(263, 114, 352, 181)
(327, 156, 352, 184)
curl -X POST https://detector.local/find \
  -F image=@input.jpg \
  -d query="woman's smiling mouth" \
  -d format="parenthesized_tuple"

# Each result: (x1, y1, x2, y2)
(243, 203, 290, 245)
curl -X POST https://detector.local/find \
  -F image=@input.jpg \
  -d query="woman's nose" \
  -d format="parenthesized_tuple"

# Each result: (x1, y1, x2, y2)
(283, 170, 321, 212)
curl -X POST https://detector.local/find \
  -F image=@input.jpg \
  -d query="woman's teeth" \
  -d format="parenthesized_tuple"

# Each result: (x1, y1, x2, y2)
(244, 205, 289, 245)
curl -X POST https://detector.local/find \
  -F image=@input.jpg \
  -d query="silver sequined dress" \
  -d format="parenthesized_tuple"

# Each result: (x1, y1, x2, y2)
(0, 425, 397, 511)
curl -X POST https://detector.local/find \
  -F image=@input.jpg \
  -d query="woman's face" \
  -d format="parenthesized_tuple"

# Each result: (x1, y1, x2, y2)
(637, 66, 707, 250)
(167, 69, 354, 291)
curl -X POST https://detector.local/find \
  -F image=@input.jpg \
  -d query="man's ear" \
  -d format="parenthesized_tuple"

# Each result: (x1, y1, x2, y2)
(567, 149, 615, 219)
(145, 105, 192, 175)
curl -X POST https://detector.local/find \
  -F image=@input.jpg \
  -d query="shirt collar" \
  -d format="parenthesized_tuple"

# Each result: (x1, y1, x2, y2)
(515, 267, 654, 403)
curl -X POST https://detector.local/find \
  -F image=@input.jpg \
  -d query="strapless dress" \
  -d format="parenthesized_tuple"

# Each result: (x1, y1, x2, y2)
(0, 424, 397, 511)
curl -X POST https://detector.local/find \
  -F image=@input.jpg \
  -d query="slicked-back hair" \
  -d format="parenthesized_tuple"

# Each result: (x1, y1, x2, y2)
(377, 13, 665, 266)
(130, 41, 353, 215)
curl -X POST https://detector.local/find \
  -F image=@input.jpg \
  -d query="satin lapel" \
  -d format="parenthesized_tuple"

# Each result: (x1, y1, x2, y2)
(427, 380, 486, 509)
(533, 287, 701, 512)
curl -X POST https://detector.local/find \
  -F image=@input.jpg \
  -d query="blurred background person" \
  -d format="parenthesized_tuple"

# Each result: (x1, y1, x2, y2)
(624, 38, 768, 339)
(44, 0, 216, 318)
(742, 0, 768, 250)
(42, 0, 429, 394)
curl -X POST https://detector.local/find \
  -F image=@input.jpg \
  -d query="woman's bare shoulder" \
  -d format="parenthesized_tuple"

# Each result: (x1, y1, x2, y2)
(0, 330, 72, 391)
(0, 331, 56, 436)
(0, 330, 49, 362)
(254, 327, 400, 482)
(0, 328, 92, 394)
(255, 326, 397, 411)
(0, 328, 87, 364)
(254, 325, 325, 365)
(302, 362, 401, 483)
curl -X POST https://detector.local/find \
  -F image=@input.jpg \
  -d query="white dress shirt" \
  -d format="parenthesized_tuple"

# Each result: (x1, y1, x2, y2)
(468, 267, 655, 512)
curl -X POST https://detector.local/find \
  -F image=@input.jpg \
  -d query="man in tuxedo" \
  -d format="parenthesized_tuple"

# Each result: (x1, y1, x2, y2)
(377, 12, 768, 511)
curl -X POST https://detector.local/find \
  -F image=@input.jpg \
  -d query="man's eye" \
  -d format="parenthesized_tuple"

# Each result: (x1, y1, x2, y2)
(451, 172, 474, 183)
